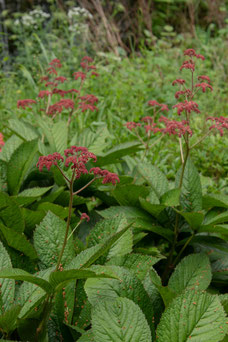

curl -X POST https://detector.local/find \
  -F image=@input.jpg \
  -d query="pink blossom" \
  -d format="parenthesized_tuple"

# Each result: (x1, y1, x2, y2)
(173, 100, 200, 115)
(124, 122, 141, 131)
(17, 99, 36, 109)
(207, 116, 228, 136)
(80, 213, 90, 222)
(195, 83, 213, 93)
(0, 133, 5, 152)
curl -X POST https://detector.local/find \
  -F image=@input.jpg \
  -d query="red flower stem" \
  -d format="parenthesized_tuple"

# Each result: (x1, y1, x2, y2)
(56, 164, 71, 183)
(73, 176, 97, 196)
(55, 169, 76, 271)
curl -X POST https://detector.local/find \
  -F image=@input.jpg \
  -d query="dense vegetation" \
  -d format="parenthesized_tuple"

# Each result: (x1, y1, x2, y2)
(0, 1, 228, 341)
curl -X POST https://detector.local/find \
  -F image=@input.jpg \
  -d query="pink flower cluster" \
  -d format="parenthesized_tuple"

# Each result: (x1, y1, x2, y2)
(37, 146, 120, 185)
(17, 56, 99, 118)
(0, 133, 4, 152)
(207, 116, 228, 136)
(159, 116, 192, 137)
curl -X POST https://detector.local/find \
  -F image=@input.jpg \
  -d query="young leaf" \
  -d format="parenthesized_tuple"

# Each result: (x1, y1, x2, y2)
(168, 253, 212, 294)
(0, 242, 15, 314)
(7, 139, 38, 195)
(0, 268, 53, 294)
(176, 158, 202, 212)
(0, 223, 37, 259)
(92, 297, 151, 342)
(156, 290, 227, 342)
(33, 211, 75, 269)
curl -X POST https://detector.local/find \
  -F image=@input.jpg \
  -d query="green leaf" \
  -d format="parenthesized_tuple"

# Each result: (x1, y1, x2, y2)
(203, 194, 228, 210)
(156, 290, 227, 342)
(168, 253, 212, 294)
(0, 242, 14, 314)
(96, 141, 142, 166)
(77, 330, 94, 341)
(68, 220, 133, 269)
(8, 119, 39, 141)
(0, 191, 24, 232)
(49, 266, 118, 291)
(136, 162, 169, 198)
(203, 211, 228, 225)
(198, 224, 228, 237)
(52, 121, 67, 154)
(177, 158, 202, 212)
(22, 208, 45, 234)
(34, 211, 75, 269)
(92, 297, 151, 342)
(85, 266, 154, 331)
(0, 135, 23, 163)
(36, 202, 69, 220)
(98, 205, 152, 221)
(176, 211, 204, 230)
(0, 268, 53, 294)
(0, 305, 21, 334)
(133, 218, 174, 242)
(14, 186, 53, 206)
(113, 184, 150, 207)
(0, 223, 37, 259)
(7, 139, 38, 195)
(106, 253, 161, 280)
(160, 188, 181, 206)
(139, 198, 165, 218)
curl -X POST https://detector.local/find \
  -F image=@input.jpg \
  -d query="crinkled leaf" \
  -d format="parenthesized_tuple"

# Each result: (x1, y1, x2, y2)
(168, 253, 212, 294)
(34, 211, 75, 269)
(52, 121, 68, 155)
(92, 297, 151, 342)
(156, 290, 227, 342)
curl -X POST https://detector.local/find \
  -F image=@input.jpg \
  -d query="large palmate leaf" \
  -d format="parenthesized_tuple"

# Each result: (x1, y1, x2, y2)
(0, 242, 14, 314)
(168, 253, 212, 294)
(7, 139, 38, 195)
(85, 266, 154, 331)
(0, 223, 37, 259)
(136, 162, 169, 198)
(0, 191, 24, 232)
(176, 158, 202, 212)
(34, 211, 75, 269)
(92, 297, 151, 342)
(156, 290, 227, 342)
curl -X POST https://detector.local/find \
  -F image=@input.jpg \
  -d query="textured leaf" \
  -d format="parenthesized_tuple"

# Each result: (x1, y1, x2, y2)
(177, 158, 202, 212)
(77, 329, 94, 341)
(0, 242, 14, 314)
(0, 135, 23, 163)
(0, 223, 37, 259)
(137, 162, 169, 198)
(0, 305, 21, 334)
(52, 121, 68, 154)
(92, 297, 151, 342)
(22, 208, 45, 234)
(198, 224, 228, 236)
(113, 184, 150, 207)
(7, 139, 38, 195)
(203, 211, 228, 226)
(34, 211, 75, 269)
(36, 202, 69, 220)
(168, 253, 212, 294)
(14, 186, 53, 206)
(98, 205, 152, 221)
(85, 266, 154, 331)
(176, 211, 204, 230)
(8, 118, 39, 141)
(0, 192, 24, 232)
(203, 194, 228, 210)
(0, 268, 53, 293)
(160, 188, 181, 206)
(133, 218, 174, 242)
(156, 290, 227, 342)
(0, 160, 7, 192)
(106, 253, 161, 280)
(49, 266, 118, 291)
(139, 198, 165, 218)
(96, 141, 142, 166)
(67, 221, 133, 269)
(87, 215, 133, 260)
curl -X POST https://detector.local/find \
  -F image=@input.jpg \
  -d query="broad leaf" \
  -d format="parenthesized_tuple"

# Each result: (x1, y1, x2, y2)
(113, 184, 150, 207)
(156, 290, 227, 342)
(7, 139, 38, 195)
(203, 211, 228, 226)
(137, 162, 169, 198)
(168, 253, 212, 294)
(8, 118, 39, 141)
(92, 297, 151, 342)
(203, 194, 228, 210)
(176, 211, 204, 230)
(0, 242, 14, 314)
(98, 205, 152, 221)
(0, 305, 21, 334)
(160, 188, 181, 207)
(34, 211, 75, 269)
(0, 268, 53, 293)
(52, 121, 68, 154)
(0, 192, 24, 232)
(176, 158, 202, 212)
(14, 186, 53, 206)
(133, 218, 174, 242)
(139, 198, 166, 218)
(0, 135, 23, 163)
(198, 224, 228, 237)
(0, 223, 37, 259)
